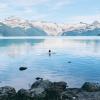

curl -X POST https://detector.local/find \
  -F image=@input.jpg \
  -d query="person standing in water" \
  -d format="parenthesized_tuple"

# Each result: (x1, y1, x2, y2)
(49, 50, 51, 56)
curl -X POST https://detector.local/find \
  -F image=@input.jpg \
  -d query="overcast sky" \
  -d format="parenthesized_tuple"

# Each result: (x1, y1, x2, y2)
(0, 0, 100, 23)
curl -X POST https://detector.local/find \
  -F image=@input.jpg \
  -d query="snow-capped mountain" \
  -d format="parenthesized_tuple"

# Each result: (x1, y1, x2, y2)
(0, 17, 100, 36)
(62, 21, 100, 36)
(0, 17, 47, 36)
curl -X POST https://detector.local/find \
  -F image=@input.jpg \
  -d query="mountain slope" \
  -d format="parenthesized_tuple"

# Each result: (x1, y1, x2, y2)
(62, 28, 100, 36)
(0, 18, 47, 36)
(0, 17, 100, 36)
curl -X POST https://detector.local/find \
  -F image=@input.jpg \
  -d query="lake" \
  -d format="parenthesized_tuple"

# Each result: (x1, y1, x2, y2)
(0, 37, 100, 90)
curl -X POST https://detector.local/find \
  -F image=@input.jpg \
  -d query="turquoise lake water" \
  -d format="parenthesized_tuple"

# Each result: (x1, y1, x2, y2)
(0, 38, 100, 90)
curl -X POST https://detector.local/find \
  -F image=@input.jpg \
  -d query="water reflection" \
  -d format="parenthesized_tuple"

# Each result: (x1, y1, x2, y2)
(0, 38, 100, 90)
(0, 39, 44, 46)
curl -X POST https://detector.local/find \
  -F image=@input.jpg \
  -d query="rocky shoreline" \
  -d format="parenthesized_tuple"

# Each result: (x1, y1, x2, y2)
(0, 78, 100, 100)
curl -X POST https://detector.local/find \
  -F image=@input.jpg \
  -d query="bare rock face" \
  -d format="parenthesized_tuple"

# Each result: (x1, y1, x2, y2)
(61, 92, 78, 100)
(81, 82, 100, 92)
(53, 82, 67, 91)
(17, 79, 68, 100)
(16, 88, 46, 100)
(0, 86, 16, 100)
(31, 80, 52, 90)
(45, 81, 67, 100)
(77, 91, 100, 100)
(16, 80, 52, 100)
(61, 88, 80, 100)
(17, 88, 46, 100)
(30, 80, 53, 100)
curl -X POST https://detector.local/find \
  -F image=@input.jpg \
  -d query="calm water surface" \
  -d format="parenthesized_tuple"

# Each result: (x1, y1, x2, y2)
(0, 38, 100, 90)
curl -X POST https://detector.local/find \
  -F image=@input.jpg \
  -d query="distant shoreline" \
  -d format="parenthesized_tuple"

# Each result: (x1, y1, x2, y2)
(0, 36, 100, 39)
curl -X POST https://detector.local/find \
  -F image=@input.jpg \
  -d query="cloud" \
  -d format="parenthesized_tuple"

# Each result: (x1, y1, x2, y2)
(95, 8, 100, 13)
(68, 15, 100, 23)
(0, 3, 8, 11)
(0, 0, 50, 19)
(17, 7, 49, 20)
(7, 0, 72, 10)
(23, 8, 33, 13)
(51, 0, 72, 10)
(7, 0, 73, 21)
(0, 0, 73, 13)
(7, 0, 49, 7)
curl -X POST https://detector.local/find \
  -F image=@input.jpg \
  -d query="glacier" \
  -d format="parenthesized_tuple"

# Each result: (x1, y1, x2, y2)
(0, 17, 100, 36)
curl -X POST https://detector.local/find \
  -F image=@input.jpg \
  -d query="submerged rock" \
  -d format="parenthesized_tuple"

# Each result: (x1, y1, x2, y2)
(0, 86, 16, 100)
(81, 82, 100, 92)
(68, 61, 71, 63)
(19, 67, 27, 71)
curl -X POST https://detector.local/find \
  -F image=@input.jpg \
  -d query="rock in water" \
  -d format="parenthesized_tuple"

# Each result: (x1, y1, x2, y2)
(19, 67, 27, 71)
(68, 61, 71, 63)
(81, 82, 100, 92)
(0, 86, 16, 100)
(35, 77, 43, 81)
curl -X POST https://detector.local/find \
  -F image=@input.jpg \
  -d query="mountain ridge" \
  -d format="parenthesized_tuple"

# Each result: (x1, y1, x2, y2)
(0, 17, 100, 36)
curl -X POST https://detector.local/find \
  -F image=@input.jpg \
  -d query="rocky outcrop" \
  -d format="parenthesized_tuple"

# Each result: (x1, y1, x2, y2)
(0, 86, 16, 100)
(16, 79, 67, 100)
(31, 80, 52, 89)
(16, 89, 32, 100)
(16, 80, 52, 100)
(1, 79, 100, 100)
(81, 82, 100, 92)
(45, 81, 67, 100)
